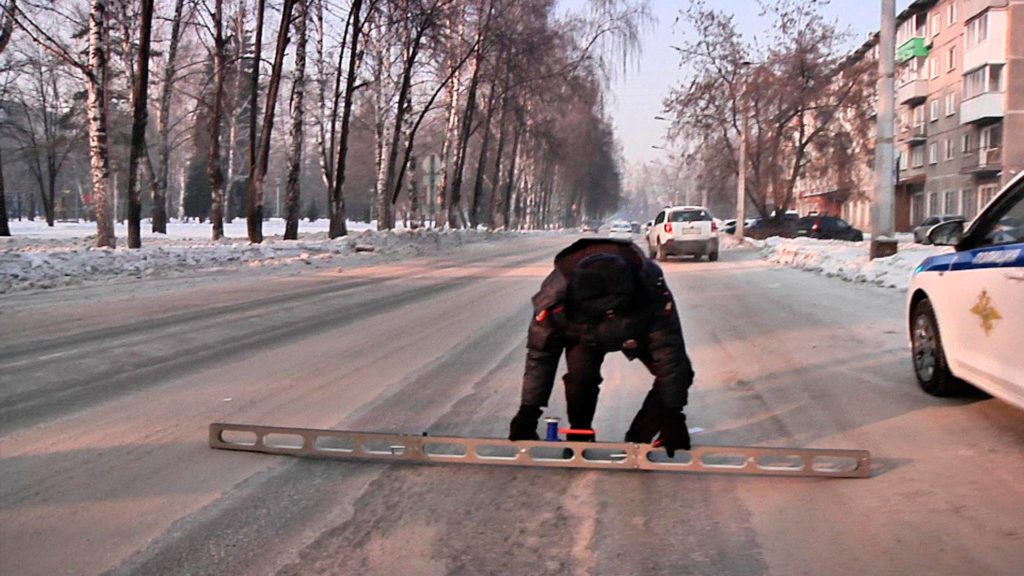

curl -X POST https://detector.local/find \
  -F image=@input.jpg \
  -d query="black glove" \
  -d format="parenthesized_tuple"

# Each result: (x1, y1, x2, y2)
(509, 405, 542, 441)
(654, 409, 691, 457)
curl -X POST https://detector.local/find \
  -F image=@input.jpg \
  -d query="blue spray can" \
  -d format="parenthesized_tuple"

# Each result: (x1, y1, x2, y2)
(544, 417, 561, 442)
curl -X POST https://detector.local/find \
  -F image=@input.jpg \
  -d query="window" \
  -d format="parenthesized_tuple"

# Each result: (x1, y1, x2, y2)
(930, 100, 940, 121)
(979, 184, 997, 209)
(945, 138, 955, 160)
(931, 13, 941, 36)
(966, 12, 988, 48)
(988, 64, 1004, 91)
(929, 142, 939, 164)
(899, 150, 909, 170)
(948, 1, 957, 24)
(979, 124, 1002, 151)
(654, 212, 665, 225)
(929, 56, 938, 79)
(912, 192, 925, 224)
(945, 92, 956, 116)
(962, 188, 977, 220)
(979, 187, 1024, 247)
(944, 190, 958, 214)
(964, 64, 1004, 99)
(913, 104, 926, 126)
(900, 110, 909, 131)
(962, 132, 973, 154)
(912, 146, 925, 168)
(928, 191, 939, 215)
(947, 46, 956, 71)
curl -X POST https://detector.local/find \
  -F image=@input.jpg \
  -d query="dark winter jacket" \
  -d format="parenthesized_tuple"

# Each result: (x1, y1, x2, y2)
(520, 238, 695, 408)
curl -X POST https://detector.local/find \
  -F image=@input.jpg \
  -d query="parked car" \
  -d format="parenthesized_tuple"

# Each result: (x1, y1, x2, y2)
(913, 214, 964, 244)
(794, 215, 864, 241)
(630, 221, 642, 234)
(646, 206, 719, 261)
(907, 170, 1024, 409)
(608, 220, 633, 238)
(581, 220, 600, 233)
(722, 219, 737, 235)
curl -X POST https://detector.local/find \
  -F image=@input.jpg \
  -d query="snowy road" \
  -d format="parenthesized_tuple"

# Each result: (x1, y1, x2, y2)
(1, 235, 1022, 576)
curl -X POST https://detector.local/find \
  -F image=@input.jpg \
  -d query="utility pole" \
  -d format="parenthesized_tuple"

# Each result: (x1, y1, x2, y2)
(871, 0, 898, 259)
(736, 61, 751, 239)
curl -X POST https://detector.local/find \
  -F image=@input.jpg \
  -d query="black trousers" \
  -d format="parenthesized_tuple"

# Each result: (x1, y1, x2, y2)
(562, 343, 667, 442)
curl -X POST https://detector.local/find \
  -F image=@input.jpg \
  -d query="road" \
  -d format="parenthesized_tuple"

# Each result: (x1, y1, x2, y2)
(1, 234, 1022, 576)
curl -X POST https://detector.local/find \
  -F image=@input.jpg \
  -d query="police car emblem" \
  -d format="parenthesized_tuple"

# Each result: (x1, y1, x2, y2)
(969, 289, 1002, 336)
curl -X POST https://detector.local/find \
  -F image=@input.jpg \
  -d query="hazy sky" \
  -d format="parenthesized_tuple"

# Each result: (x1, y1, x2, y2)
(557, 0, 913, 167)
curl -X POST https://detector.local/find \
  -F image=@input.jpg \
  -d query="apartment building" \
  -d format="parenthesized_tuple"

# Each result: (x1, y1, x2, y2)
(798, 0, 1023, 232)
(896, 0, 1021, 230)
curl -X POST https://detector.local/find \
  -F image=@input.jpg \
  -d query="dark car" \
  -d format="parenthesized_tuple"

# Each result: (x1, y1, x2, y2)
(794, 215, 864, 241)
(912, 214, 964, 244)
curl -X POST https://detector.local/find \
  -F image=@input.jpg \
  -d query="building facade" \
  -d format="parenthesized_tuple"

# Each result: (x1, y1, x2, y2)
(799, 0, 1023, 233)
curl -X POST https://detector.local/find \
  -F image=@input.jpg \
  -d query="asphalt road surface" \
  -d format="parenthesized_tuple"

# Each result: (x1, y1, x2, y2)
(1, 234, 1022, 576)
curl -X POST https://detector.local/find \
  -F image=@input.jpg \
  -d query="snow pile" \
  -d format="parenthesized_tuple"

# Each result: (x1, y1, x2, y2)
(761, 236, 951, 290)
(0, 220, 521, 294)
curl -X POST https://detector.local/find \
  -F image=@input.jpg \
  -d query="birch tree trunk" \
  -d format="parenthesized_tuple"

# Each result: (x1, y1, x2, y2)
(85, 0, 115, 247)
(328, 0, 364, 239)
(208, 0, 226, 240)
(0, 146, 8, 235)
(435, 4, 464, 229)
(0, 0, 12, 236)
(470, 83, 498, 228)
(448, 51, 481, 229)
(127, 0, 154, 248)
(284, 0, 307, 240)
(246, 0, 296, 243)
(151, 0, 184, 233)
(487, 82, 510, 230)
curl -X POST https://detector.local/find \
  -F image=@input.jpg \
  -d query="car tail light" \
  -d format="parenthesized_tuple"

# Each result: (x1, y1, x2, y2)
(711, 220, 718, 232)
(664, 222, 673, 233)
(811, 221, 820, 233)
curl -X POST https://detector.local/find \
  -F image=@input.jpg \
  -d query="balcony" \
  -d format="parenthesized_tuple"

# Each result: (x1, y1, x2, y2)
(962, 0, 1008, 21)
(899, 162, 927, 184)
(897, 37, 930, 63)
(897, 79, 929, 106)
(960, 92, 1005, 124)
(961, 147, 1002, 177)
(907, 124, 927, 145)
(964, 38, 1006, 72)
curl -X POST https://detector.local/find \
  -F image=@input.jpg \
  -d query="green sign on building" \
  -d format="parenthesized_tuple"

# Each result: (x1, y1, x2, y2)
(897, 37, 930, 63)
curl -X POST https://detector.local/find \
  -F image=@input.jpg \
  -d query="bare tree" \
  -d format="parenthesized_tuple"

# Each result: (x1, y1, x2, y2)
(208, 0, 227, 240)
(664, 0, 873, 222)
(283, 0, 307, 240)
(0, 0, 14, 236)
(14, 0, 116, 246)
(126, 0, 154, 248)
(150, 0, 186, 234)
(245, 0, 295, 243)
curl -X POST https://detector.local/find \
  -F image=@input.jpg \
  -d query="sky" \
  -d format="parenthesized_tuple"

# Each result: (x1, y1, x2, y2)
(557, 0, 914, 168)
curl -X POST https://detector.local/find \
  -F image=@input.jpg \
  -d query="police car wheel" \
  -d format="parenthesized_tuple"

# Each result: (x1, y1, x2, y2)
(656, 242, 667, 262)
(708, 250, 719, 262)
(911, 298, 971, 396)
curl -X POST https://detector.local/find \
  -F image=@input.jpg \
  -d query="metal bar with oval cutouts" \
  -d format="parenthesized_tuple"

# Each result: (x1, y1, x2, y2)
(209, 423, 871, 478)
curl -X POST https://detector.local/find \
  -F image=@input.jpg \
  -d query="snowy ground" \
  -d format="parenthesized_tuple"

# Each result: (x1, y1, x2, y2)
(1, 219, 948, 294)
(0, 218, 526, 293)
(751, 234, 950, 290)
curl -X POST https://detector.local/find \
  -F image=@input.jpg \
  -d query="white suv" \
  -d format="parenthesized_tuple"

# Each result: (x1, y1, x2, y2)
(647, 206, 719, 262)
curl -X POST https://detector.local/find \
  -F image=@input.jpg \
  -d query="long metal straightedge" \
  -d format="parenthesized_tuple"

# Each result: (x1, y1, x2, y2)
(209, 423, 871, 478)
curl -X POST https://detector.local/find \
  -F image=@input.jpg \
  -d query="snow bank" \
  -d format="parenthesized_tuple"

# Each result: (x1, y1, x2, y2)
(0, 219, 521, 294)
(760, 235, 951, 290)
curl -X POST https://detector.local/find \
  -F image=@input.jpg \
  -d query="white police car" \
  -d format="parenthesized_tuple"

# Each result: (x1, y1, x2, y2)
(908, 171, 1024, 409)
